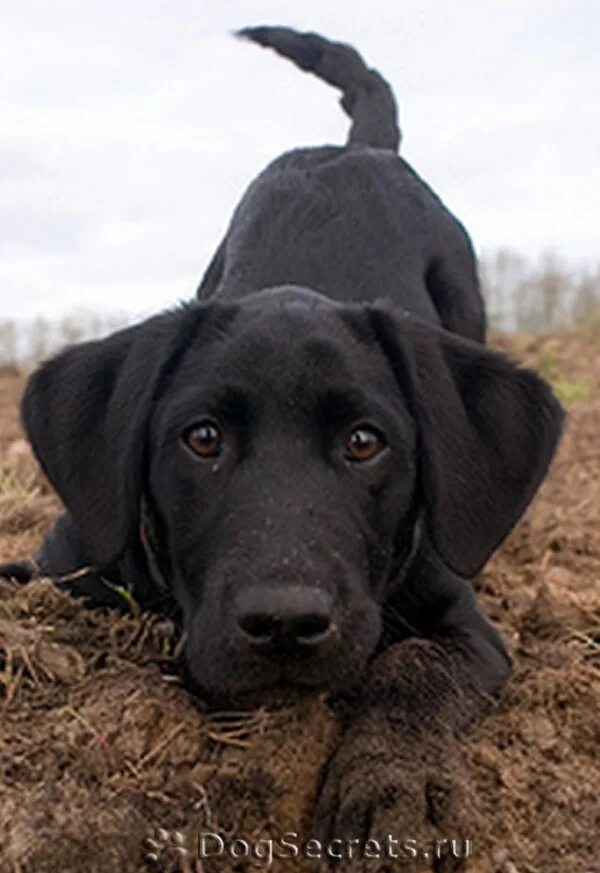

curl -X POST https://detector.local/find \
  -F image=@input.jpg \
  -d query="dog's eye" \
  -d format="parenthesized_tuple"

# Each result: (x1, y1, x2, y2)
(344, 426, 386, 462)
(183, 420, 224, 458)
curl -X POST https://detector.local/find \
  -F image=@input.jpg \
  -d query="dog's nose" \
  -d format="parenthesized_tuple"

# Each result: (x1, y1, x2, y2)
(235, 586, 334, 653)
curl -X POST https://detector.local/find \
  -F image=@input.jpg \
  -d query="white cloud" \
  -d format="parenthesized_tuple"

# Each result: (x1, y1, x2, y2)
(1, 0, 598, 317)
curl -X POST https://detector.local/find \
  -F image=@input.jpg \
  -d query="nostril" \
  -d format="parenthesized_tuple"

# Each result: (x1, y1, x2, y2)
(234, 586, 335, 652)
(237, 609, 333, 650)
(238, 612, 278, 644)
(293, 612, 331, 644)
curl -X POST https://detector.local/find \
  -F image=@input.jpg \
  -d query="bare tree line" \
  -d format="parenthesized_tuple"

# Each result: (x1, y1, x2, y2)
(480, 250, 600, 333)
(1, 251, 599, 366)
(0, 310, 132, 368)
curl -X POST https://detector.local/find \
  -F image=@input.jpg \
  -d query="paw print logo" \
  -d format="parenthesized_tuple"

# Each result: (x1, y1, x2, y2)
(143, 828, 190, 871)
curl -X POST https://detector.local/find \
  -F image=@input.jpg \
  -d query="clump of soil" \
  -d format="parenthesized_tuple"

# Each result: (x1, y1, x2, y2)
(1, 330, 599, 873)
(0, 579, 340, 873)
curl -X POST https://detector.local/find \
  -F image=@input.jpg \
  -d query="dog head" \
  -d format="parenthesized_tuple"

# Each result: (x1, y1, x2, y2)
(22, 287, 563, 696)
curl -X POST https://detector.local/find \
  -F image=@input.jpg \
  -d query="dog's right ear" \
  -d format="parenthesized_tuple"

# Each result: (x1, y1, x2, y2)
(21, 303, 214, 568)
(367, 305, 565, 578)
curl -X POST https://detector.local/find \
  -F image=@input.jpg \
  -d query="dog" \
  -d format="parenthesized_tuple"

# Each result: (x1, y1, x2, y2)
(1, 26, 563, 845)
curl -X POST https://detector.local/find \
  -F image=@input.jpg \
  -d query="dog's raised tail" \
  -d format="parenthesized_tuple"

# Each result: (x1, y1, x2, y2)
(237, 25, 400, 151)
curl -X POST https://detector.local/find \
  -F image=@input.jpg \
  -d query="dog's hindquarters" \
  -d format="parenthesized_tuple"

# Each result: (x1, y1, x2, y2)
(199, 27, 485, 342)
(238, 26, 400, 151)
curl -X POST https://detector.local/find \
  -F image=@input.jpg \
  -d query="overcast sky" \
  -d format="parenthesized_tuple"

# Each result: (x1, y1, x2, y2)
(1, 0, 598, 320)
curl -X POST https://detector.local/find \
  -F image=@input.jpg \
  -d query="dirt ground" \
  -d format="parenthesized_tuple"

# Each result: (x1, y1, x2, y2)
(0, 331, 598, 873)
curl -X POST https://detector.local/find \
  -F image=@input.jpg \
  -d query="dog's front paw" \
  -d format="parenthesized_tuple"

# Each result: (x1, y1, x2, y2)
(0, 558, 38, 583)
(314, 717, 428, 859)
(314, 711, 469, 872)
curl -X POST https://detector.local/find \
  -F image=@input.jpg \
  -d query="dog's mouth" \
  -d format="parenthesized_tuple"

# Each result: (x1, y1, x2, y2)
(182, 663, 341, 708)
(181, 639, 368, 706)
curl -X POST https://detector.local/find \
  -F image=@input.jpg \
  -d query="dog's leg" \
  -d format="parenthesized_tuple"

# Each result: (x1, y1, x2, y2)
(315, 556, 510, 867)
(425, 223, 486, 343)
(0, 513, 155, 611)
(0, 514, 114, 606)
(0, 514, 86, 585)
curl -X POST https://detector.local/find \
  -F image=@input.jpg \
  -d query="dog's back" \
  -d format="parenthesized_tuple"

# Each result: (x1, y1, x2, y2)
(198, 26, 485, 342)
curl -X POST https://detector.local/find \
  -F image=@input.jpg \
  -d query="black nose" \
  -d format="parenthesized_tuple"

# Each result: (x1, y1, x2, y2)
(235, 586, 334, 653)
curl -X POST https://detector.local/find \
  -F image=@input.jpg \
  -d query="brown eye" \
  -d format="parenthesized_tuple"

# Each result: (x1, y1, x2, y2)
(345, 426, 386, 462)
(184, 421, 223, 458)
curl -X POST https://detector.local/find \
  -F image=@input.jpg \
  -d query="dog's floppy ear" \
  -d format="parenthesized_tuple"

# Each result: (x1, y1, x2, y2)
(21, 304, 210, 567)
(370, 305, 565, 577)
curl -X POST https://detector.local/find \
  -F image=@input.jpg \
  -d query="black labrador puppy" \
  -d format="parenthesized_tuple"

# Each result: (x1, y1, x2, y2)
(2, 27, 563, 843)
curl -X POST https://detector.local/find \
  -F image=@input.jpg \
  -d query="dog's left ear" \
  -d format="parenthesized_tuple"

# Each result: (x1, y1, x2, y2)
(369, 305, 565, 578)
(20, 304, 211, 567)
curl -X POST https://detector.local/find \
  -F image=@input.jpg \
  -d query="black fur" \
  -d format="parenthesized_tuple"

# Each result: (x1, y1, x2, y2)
(1, 28, 563, 830)
(11, 286, 564, 694)
(237, 26, 401, 150)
